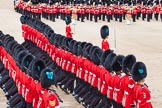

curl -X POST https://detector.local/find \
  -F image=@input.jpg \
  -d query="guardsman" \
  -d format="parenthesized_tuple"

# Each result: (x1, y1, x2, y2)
(111, 55, 125, 108)
(100, 25, 110, 51)
(106, 8, 112, 22)
(41, 3, 47, 19)
(65, 6, 71, 17)
(132, 6, 138, 22)
(61, 41, 77, 94)
(119, 3, 124, 22)
(27, 58, 46, 108)
(20, 53, 35, 108)
(146, 2, 153, 22)
(85, 5, 90, 20)
(44, 5, 49, 20)
(80, 6, 85, 22)
(76, 44, 93, 104)
(95, 50, 113, 108)
(101, 5, 106, 21)
(94, 7, 99, 22)
(73, 43, 91, 97)
(55, 4, 59, 19)
(38, 4, 42, 20)
(141, 3, 147, 21)
(65, 15, 72, 38)
(132, 62, 153, 108)
(114, 6, 119, 21)
(48, 6, 53, 21)
(73, 42, 86, 87)
(105, 53, 117, 107)
(51, 6, 56, 22)
(87, 47, 103, 107)
(153, 0, 160, 21)
(121, 55, 136, 108)
(136, 1, 141, 20)
(62, 5, 66, 20)
(98, 5, 102, 20)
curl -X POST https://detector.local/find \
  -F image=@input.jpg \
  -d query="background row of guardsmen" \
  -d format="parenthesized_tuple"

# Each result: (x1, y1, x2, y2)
(14, 0, 162, 22)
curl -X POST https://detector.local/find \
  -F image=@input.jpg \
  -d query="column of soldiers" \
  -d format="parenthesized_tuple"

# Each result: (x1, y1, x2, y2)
(15, 0, 162, 22)
(20, 15, 153, 108)
(0, 31, 61, 107)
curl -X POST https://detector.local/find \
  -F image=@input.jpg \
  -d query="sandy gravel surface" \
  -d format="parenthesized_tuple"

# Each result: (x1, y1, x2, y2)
(0, 0, 162, 107)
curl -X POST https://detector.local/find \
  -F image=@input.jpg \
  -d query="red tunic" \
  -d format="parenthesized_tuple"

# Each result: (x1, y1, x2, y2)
(61, 50, 67, 70)
(153, 5, 160, 13)
(70, 55, 78, 74)
(66, 25, 72, 38)
(121, 75, 135, 108)
(83, 59, 92, 82)
(102, 39, 109, 51)
(77, 57, 85, 80)
(86, 8, 90, 13)
(65, 8, 70, 14)
(90, 8, 94, 14)
(133, 83, 153, 108)
(119, 9, 124, 14)
(87, 62, 95, 85)
(114, 8, 119, 14)
(22, 24, 28, 39)
(101, 8, 106, 14)
(80, 8, 85, 14)
(146, 8, 152, 14)
(65, 52, 73, 72)
(141, 8, 146, 14)
(50, 46, 56, 61)
(47, 44, 54, 57)
(24, 76, 36, 103)
(107, 73, 116, 100)
(113, 73, 126, 104)
(90, 65, 100, 88)
(34, 82, 44, 108)
(59, 49, 64, 67)
(55, 48, 61, 66)
(94, 9, 99, 14)
(132, 9, 138, 14)
(100, 67, 110, 94)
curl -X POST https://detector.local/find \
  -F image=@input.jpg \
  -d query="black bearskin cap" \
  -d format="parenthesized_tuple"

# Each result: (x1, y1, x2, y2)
(21, 54, 35, 72)
(65, 15, 71, 25)
(100, 25, 109, 39)
(78, 42, 87, 56)
(100, 49, 113, 65)
(122, 54, 136, 74)
(40, 67, 55, 89)
(104, 53, 116, 71)
(111, 55, 125, 72)
(131, 62, 147, 82)
(91, 47, 103, 65)
(29, 59, 46, 81)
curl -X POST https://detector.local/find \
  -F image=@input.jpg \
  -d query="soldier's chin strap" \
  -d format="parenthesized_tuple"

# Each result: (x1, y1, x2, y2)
(48, 89, 63, 103)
